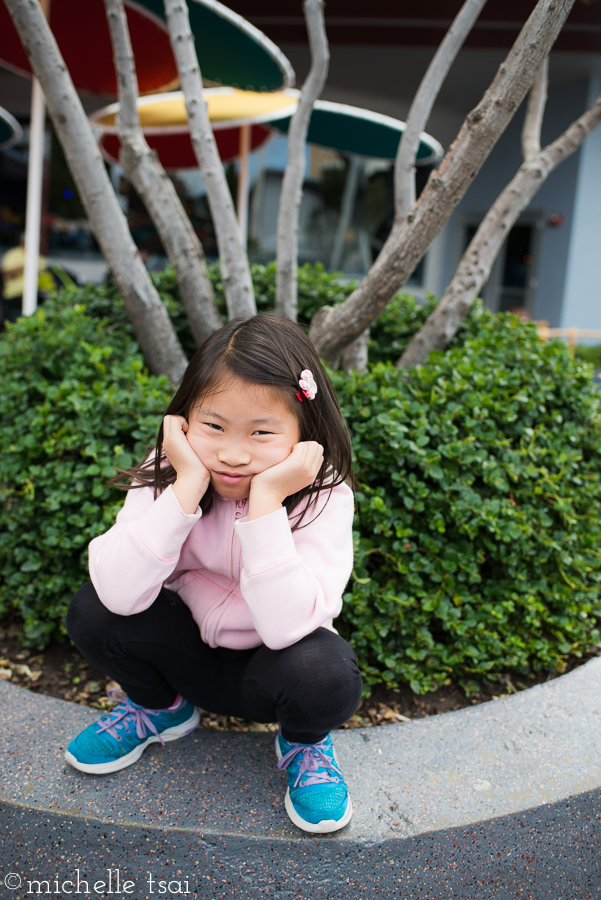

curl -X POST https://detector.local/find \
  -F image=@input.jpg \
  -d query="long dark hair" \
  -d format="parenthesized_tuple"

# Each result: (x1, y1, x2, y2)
(114, 315, 354, 530)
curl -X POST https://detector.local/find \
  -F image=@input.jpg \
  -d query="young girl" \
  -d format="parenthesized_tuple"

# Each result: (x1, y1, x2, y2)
(65, 314, 362, 834)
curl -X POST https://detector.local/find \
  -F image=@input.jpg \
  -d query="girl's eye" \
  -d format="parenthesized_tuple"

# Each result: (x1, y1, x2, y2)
(253, 430, 272, 436)
(205, 423, 223, 431)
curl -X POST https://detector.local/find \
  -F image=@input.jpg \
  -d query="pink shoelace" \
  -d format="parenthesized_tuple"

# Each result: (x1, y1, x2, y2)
(95, 688, 165, 746)
(277, 737, 342, 788)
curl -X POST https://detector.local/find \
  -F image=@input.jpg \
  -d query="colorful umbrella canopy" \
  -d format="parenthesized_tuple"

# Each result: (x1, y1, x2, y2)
(135, 0, 294, 93)
(91, 88, 299, 167)
(0, 0, 178, 95)
(270, 98, 443, 164)
(0, 0, 294, 96)
(0, 106, 22, 150)
(91, 89, 443, 168)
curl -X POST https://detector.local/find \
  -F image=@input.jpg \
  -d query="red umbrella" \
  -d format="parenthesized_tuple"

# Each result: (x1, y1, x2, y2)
(0, 0, 178, 95)
(98, 124, 272, 169)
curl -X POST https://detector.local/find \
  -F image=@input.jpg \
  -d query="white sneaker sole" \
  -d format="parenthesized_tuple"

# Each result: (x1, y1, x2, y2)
(275, 736, 353, 834)
(283, 788, 353, 834)
(64, 706, 201, 775)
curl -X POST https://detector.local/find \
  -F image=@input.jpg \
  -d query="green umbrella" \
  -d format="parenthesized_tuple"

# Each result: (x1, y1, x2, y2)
(135, 0, 294, 93)
(270, 98, 442, 163)
(269, 97, 443, 270)
(0, 106, 22, 151)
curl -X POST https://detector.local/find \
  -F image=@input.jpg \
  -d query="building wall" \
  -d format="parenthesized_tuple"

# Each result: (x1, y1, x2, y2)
(430, 79, 589, 325)
(560, 76, 601, 330)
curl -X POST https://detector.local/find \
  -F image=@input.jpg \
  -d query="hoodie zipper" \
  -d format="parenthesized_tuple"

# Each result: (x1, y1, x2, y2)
(204, 499, 247, 645)
(231, 498, 246, 578)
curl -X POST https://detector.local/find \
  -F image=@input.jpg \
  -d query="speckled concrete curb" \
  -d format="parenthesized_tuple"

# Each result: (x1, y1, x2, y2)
(1, 661, 601, 898)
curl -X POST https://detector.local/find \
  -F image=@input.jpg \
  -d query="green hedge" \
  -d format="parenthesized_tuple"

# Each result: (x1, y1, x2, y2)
(333, 307, 601, 692)
(74, 261, 425, 364)
(1, 271, 601, 694)
(0, 301, 172, 644)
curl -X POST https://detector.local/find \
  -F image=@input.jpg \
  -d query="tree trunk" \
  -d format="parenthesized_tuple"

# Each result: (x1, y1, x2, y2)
(342, 328, 370, 374)
(395, 0, 487, 222)
(309, 0, 576, 364)
(104, 0, 221, 347)
(5, 0, 187, 382)
(397, 90, 601, 369)
(163, 0, 255, 321)
(275, 0, 329, 320)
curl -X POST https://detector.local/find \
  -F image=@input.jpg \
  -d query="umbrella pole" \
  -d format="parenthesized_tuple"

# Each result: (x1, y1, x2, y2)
(22, 0, 50, 317)
(237, 123, 251, 248)
(22, 75, 45, 317)
(330, 155, 362, 271)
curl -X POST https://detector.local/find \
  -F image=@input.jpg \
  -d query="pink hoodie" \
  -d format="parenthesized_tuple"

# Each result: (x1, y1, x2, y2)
(88, 481, 354, 651)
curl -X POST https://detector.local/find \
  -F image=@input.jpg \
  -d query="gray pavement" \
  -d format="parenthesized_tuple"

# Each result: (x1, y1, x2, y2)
(1, 660, 601, 898)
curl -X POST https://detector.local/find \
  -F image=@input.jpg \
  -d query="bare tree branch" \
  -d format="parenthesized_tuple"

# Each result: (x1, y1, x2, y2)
(4, 0, 187, 382)
(310, 0, 576, 364)
(397, 90, 601, 369)
(163, 0, 255, 321)
(105, 0, 221, 347)
(521, 57, 549, 161)
(275, 0, 329, 320)
(395, 0, 488, 223)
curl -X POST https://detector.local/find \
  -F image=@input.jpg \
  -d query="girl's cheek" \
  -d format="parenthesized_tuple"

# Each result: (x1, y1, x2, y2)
(188, 436, 206, 458)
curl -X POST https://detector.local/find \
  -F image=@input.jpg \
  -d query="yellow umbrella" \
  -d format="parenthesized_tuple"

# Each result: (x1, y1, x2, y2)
(93, 88, 298, 132)
(91, 88, 298, 243)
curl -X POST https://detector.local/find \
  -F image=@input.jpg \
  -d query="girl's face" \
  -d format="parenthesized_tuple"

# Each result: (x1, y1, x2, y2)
(185, 376, 301, 501)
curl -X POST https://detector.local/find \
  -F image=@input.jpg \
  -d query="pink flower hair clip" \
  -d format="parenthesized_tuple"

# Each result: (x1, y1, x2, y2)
(297, 369, 317, 402)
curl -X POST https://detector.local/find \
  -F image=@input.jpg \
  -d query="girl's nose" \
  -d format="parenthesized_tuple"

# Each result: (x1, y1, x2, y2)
(217, 442, 251, 467)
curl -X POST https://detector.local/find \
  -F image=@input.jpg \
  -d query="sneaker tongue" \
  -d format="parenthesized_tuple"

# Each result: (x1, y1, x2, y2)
(279, 743, 341, 787)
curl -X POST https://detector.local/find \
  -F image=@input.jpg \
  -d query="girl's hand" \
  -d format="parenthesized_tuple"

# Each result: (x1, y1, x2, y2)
(248, 442, 324, 520)
(163, 415, 210, 513)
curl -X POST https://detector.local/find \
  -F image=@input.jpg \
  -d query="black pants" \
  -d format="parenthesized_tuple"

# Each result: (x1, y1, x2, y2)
(67, 582, 363, 745)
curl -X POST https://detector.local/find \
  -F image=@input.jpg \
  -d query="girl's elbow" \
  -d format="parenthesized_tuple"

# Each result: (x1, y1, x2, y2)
(260, 632, 293, 651)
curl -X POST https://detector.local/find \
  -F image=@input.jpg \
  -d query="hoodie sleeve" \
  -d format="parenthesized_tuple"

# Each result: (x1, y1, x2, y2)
(234, 482, 354, 650)
(88, 484, 201, 616)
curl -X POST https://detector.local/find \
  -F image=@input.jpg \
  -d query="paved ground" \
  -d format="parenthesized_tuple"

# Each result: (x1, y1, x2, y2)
(1, 659, 601, 898)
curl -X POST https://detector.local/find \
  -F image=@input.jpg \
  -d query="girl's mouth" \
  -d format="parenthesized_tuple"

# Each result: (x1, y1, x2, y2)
(215, 472, 248, 485)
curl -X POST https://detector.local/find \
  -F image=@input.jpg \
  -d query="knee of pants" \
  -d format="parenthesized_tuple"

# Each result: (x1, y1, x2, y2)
(278, 629, 362, 709)
(66, 582, 117, 651)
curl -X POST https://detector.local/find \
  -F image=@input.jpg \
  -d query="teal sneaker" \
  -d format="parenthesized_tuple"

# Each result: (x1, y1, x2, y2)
(64, 689, 200, 775)
(275, 731, 352, 833)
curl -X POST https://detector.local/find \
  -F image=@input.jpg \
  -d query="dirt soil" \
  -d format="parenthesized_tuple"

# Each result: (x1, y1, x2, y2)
(1, 616, 597, 732)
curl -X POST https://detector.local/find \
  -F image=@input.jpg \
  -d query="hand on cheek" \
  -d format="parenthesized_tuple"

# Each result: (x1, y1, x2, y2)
(163, 415, 210, 514)
(248, 442, 324, 520)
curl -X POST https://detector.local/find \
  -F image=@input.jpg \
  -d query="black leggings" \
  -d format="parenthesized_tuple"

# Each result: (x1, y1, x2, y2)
(67, 582, 363, 745)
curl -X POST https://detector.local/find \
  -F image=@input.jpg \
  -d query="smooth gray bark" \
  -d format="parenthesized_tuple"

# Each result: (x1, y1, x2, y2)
(105, 0, 221, 347)
(309, 0, 576, 364)
(275, 0, 329, 320)
(5, 0, 187, 382)
(398, 90, 601, 369)
(395, 0, 488, 222)
(521, 58, 549, 161)
(163, 0, 255, 321)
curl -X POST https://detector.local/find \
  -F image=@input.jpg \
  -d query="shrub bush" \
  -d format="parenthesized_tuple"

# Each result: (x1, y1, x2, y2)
(0, 299, 172, 644)
(76, 260, 421, 362)
(332, 307, 601, 692)
(2, 275, 601, 697)
(79, 261, 357, 356)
